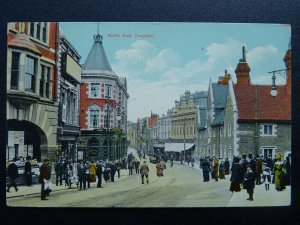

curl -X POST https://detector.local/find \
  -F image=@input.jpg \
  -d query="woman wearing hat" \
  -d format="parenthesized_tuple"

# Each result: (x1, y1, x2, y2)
(274, 154, 286, 191)
(243, 164, 255, 201)
(230, 157, 243, 192)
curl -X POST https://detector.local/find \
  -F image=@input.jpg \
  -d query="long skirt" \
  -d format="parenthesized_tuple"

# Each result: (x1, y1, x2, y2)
(230, 181, 241, 192)
(225, 168, 230, 175)
(90, 174, 96, 183)
(219, 171, 225, 179)
(203, 171, 210, 182)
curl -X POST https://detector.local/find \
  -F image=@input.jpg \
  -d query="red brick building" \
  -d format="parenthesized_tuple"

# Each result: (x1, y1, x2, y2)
(77, 32, 129, 161)
(7, 22, 59, 162)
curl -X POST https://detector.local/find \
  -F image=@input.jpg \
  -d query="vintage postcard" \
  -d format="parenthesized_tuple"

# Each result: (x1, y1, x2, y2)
(6, 22, 291, 207)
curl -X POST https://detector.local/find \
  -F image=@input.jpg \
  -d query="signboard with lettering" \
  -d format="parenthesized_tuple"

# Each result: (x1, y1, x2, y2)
(28, 145, 33, 157)
(77, 151, 83, 160)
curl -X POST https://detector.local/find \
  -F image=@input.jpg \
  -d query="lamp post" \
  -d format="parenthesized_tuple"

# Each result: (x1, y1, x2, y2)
(269, 69, 288, 97)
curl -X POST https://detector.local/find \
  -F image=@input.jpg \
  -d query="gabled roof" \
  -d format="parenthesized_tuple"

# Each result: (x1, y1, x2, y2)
(212, 83, 228, 108)
(199, 108, 207, 129)
(82, 34, 113, 72)
(234, 84, 291, 121)
(212, 110, 225, 126)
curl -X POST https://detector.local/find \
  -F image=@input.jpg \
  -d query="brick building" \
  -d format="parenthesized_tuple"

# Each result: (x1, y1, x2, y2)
(6, 22, 59, 162)
(77, 32, 129, 161)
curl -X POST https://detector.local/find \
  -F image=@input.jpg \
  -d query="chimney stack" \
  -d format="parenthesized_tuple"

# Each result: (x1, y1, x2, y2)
(235, 46, 251, 86)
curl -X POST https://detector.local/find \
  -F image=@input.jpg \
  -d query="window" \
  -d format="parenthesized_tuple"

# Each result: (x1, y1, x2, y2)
(40, 65, 45, 96)
(25, 56, 36, 92)
(90, 83, 100, 98)
(227, 124, 231, 137)
(220, 126, 223, 137)
(30, 22, 35, 37)
(89, 105, 100, 128)
(40, 65, 51, 98)
(104, 105, 110, 129)
(36, 23, 41, 40)
(29, 22, 48, 43)
(263, 124, 273, 135)
(45, 67, 50, 98)
(105, 84, 112, 99)
(42, 22, 47, 42)
(11, 52, 20, 89)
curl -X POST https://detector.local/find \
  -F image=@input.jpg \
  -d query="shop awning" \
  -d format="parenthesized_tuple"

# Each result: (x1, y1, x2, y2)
(164, 143, 195, 153)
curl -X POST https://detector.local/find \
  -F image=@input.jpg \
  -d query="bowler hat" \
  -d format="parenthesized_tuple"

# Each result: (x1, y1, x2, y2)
(248, 154, 253, 158)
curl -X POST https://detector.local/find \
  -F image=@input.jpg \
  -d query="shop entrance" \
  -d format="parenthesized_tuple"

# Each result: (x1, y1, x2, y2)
(7, 119, 47, 162)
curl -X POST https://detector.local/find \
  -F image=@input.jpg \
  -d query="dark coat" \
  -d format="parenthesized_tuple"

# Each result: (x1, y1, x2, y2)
(55, 162, 63, 175)
(219, 162, 225, 172)
(96, 164, 103, 177)
(7, 163, 19, 179)
(77, 164, 87, 179)
(249, 159, 257, 176)
(230, 163, 243, 183)
(25, 161, 32, 174)
(243, 170, 255, 189)
(39, 163, 51, 183)
(202, 160, 211, 172)
(224, 160, 230, 170)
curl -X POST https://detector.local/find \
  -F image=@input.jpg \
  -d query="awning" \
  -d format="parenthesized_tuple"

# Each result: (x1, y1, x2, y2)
(164, 143, 195, 153)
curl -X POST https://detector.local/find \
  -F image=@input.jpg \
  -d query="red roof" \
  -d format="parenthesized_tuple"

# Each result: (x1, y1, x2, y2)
(234, 84, 291, 122)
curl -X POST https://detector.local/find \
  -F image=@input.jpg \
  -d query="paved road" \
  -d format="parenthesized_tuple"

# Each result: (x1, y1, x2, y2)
(7, 160, 233, 207)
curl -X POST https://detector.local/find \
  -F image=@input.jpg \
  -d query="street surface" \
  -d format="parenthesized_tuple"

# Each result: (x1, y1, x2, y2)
(6, 149, 290, 207)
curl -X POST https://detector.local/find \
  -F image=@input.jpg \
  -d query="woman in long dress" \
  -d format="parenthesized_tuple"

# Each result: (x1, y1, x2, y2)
(156, 160, 162, 177)
(274, 155, 286, 191)
(230, 157, 243, 192)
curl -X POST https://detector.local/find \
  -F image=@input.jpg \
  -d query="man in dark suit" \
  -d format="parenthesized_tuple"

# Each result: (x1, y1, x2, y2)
(7, 161, 19, 192)
(39, 159, 51, 200)
(24, 156, 32, 186)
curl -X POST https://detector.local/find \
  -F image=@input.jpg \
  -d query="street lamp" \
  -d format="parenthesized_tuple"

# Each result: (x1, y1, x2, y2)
(269, 69, 288, 97)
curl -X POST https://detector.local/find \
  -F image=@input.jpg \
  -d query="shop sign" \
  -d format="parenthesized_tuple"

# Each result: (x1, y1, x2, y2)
(77, 151, 83, 160)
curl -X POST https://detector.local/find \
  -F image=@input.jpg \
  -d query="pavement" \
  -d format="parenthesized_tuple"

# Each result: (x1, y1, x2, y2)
(6, 150, 291, 207)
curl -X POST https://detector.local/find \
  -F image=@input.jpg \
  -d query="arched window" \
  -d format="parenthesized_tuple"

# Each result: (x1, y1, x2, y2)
(89, 104, 100, 128)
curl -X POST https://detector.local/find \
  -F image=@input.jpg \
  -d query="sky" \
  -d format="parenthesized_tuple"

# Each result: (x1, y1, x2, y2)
(60, 22, 291, 122)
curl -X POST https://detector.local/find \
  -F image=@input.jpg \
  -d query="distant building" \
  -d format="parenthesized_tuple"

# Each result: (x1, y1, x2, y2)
(6, 22, 59, 162)
(78, 32, 129, 161)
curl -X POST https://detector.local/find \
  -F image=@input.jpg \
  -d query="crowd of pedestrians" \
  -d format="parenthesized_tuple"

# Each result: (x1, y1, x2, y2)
(198, 153, 291, 201)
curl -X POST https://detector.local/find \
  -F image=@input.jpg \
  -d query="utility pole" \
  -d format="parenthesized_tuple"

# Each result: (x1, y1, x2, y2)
(183, 119, 186, 162)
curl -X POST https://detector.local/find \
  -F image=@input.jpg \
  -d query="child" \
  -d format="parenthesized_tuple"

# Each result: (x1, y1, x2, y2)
(262, 167, 271, 191)
(243, 164, 255, 201)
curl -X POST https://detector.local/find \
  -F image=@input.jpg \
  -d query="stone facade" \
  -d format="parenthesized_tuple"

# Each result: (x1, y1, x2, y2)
(6, 22, 58, 162)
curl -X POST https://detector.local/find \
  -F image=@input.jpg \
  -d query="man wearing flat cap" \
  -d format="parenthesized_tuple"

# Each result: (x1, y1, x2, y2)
(140, 160, 149, 184)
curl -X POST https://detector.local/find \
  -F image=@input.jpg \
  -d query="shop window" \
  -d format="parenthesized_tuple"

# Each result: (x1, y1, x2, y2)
(10, 52, 20, 89)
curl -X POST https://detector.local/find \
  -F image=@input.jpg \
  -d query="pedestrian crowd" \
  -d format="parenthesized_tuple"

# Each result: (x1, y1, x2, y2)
(198, 153, 291, 201)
